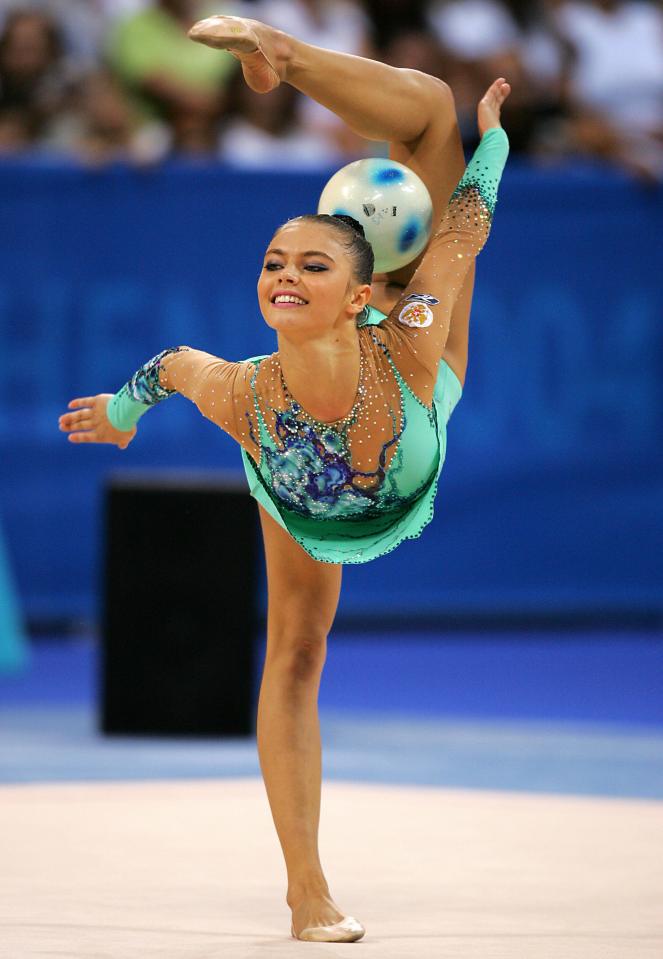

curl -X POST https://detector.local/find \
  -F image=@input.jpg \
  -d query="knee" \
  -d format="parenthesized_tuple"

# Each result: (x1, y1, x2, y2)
(266, 619, 328, 682)
(401, 69, 455, 113)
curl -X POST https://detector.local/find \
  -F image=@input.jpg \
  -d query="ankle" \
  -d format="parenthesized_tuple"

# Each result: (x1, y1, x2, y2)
(281, 35, 306, 83)
(287, 876, 331, 908)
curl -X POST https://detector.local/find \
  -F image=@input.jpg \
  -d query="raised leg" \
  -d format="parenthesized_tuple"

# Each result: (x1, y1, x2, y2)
(286, 48, 476, 383)
(256, 506, 364, 942)
(286, 47, 476, 382)
(189, 16, 474, 381)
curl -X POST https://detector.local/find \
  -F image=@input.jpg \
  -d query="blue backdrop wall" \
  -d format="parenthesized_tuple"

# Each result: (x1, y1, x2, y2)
(1, 160, 661, 623)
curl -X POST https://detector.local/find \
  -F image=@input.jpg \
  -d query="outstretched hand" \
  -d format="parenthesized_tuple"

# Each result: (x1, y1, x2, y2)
(58, 394, 136, 449)
(478, 78, 511, 138)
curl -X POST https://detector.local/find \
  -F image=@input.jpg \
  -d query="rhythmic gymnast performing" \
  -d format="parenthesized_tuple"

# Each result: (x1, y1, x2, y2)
(59, 16, 510, 944)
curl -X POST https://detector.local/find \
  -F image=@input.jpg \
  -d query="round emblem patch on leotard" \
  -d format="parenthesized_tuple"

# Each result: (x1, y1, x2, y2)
(398, 301, 434, 329)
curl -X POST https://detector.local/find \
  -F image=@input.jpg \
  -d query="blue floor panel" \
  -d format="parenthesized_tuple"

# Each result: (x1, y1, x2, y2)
(321, 631, 663, 725)
(1, 633, 662, 798)
(3, 631, 663, 724)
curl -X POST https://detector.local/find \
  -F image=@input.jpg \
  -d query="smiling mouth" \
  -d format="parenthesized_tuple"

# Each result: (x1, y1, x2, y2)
(271, 293, 309, 306)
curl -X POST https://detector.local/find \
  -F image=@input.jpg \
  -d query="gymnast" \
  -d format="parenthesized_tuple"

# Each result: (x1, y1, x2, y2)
(59, 16, 510, 944)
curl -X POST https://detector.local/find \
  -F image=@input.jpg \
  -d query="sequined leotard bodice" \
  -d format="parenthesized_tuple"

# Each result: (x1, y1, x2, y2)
(107, 127, 509, 563)
(242, 318, 440, 522)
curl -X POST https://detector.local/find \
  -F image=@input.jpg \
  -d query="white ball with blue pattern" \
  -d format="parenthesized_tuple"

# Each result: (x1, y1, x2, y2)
(317, 158, 433, 273)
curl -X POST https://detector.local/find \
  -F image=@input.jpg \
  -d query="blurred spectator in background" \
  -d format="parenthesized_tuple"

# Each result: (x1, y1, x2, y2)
(361, 0, 431, 50)
(0, 8, 73, 152)
(107, 0, 237, 157)
(426, 0, 570, 152)
(552, 0, 663, 179)
(0, 0, 661, 178)
(362, 0, 451, 107)
(12, 0, 148, 70)
(44, 69, 167, 166)
(254, 0, 373, 158)
(427, 0, 521, 144)
(254, 0, 370, 50)
(504, 1, 573, 157)
(0, 105, 36, 150)
(218, 74, 343, 168)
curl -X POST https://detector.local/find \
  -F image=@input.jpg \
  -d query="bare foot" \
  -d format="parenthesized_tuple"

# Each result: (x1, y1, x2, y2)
(187, 15, 291, 94)
(478, 77, 511, 137)
(289, 892, 365, 943)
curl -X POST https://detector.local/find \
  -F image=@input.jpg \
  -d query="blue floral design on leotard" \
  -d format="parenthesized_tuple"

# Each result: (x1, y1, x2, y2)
(259, 402, 404, 519)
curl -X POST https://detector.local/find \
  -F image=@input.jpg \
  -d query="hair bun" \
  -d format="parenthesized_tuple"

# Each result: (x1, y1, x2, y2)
(331, 214, 366, 239)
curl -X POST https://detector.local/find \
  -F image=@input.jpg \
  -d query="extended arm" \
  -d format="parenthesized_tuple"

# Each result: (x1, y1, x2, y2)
(377, 124, 509, 394)
(104, 347, 188, 432)
(59, 346, 257, 454)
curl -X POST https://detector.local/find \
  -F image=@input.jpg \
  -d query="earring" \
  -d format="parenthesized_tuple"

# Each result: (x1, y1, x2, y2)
(357, 305, 370, 325)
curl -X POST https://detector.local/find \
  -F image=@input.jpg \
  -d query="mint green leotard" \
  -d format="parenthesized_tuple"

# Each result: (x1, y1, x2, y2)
(239, 308, 462, 564)
(107, 127, 509, 565)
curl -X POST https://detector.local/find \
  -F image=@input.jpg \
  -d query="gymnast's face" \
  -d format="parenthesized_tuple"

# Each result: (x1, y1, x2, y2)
(257, 221, 371, 339)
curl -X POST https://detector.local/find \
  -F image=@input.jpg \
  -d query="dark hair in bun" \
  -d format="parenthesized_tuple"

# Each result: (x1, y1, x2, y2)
(283, 213, 374, 284)
(330, 213, 366, 238)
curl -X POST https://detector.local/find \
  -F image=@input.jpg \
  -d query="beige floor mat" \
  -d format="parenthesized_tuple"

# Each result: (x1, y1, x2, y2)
(2, 778, 662, 958)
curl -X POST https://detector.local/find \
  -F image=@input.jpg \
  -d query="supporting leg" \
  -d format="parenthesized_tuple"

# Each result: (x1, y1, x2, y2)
(256, 507, 364, 942)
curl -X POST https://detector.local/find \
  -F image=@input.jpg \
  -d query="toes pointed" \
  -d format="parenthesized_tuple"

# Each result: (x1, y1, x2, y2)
(187, 16, 260, 53)
(296, 917, 366, 943)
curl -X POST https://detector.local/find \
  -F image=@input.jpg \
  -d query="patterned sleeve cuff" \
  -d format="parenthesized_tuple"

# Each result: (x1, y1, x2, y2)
(126, 347, 186, 405)
(107, 347, 188, 431)
(451, 126, 509, 219)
